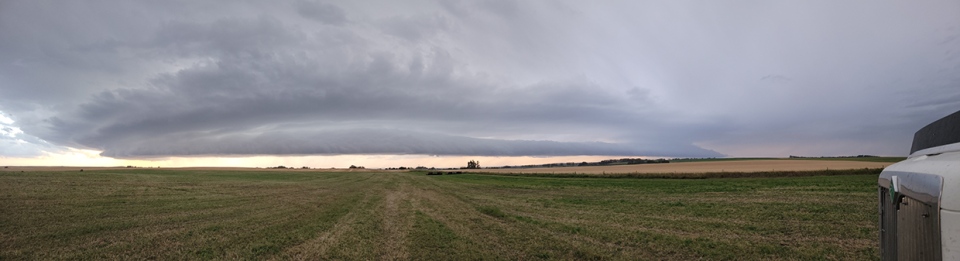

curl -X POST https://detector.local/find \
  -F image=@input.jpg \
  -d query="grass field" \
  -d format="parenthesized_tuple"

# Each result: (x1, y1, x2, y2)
(0, 169, 880, 260)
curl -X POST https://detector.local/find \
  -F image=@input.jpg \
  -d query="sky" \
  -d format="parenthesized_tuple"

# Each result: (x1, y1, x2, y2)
(1, 1, 959, 168)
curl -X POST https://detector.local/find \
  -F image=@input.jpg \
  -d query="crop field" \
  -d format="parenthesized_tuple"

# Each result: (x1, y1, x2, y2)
(472, 159, 893, 175)
(0, 169, 880, 260)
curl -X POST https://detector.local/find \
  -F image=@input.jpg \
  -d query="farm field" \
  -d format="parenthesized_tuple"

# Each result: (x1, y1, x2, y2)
(0, 169, 879, 260)
(473, 159, 893, 175)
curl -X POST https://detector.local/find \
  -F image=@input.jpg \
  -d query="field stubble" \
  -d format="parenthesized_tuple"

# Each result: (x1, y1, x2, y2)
(0, 169, 880, 260)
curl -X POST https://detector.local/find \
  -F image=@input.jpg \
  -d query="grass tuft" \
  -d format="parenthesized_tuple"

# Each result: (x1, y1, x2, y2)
(476, 206, 507, 219)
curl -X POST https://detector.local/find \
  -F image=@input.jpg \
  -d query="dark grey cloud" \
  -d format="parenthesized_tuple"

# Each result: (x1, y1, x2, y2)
(297, 1, 348, 25)
(96, 128, 717, 158)
(1, 1, 958, 159)
(379, 14, 451, 42)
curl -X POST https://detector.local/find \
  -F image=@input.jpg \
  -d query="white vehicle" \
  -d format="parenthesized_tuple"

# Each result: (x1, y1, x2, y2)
(880, 110, 960, 260)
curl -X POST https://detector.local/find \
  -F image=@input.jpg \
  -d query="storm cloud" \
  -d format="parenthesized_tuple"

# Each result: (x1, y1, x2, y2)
(1, 1, 958, 159)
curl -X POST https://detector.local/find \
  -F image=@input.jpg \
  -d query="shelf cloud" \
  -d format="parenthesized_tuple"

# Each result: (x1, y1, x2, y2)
(1, 1, 958, 159)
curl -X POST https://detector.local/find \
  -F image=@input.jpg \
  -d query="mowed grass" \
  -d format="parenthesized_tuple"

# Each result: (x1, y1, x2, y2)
(0, 169, 880, 260)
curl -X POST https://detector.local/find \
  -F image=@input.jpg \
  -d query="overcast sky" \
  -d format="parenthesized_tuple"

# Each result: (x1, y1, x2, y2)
(1, 1, 959, 167)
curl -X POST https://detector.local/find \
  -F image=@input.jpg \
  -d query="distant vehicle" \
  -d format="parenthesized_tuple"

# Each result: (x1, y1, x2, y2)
(879, 110, 960, 260)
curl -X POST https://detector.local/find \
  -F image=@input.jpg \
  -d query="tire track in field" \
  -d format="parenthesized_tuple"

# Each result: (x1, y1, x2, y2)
(405, 178, 522, 259)
(378, 182, 412, 261)
(275, 190, 375, 260)
(410, 184, 617, 259)
(448, 184, 681, 258)
(411, 175, 662, 259)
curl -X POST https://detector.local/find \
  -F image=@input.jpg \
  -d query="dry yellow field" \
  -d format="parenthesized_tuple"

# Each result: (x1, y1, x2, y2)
(469, 159, 892, 174)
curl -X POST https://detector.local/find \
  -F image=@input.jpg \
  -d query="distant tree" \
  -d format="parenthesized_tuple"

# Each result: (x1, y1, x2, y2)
(349, 165, 358, 169)
(467, 160, 480, 169)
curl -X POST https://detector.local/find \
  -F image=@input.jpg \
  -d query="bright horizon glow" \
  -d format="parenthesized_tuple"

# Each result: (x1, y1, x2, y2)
(0, 147, 669, 169)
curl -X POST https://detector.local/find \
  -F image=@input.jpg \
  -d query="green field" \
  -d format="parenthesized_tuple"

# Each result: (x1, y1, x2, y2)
(0, 169, 880, 260)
